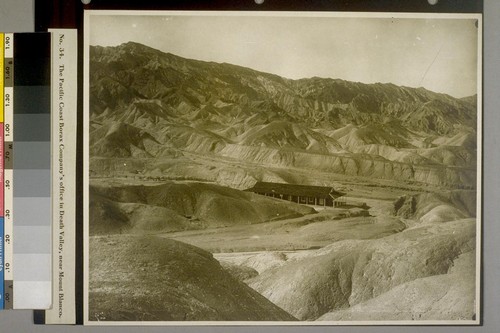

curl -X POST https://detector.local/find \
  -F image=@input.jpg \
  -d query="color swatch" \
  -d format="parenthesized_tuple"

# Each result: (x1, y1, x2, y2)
(13, 33, 51, 310)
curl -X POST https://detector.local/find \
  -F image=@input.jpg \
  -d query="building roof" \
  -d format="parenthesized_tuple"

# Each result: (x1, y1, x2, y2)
(245, 182, 345, 199)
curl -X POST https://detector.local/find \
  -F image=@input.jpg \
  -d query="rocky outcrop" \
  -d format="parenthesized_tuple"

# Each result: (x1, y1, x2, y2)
(394, 190, 476, 223)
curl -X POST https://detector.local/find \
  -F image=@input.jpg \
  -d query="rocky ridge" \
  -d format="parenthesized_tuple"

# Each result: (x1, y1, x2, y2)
(89, 42, 478, 188)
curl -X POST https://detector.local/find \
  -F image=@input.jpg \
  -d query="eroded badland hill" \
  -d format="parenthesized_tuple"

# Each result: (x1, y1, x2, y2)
(88, 42, 478, 322)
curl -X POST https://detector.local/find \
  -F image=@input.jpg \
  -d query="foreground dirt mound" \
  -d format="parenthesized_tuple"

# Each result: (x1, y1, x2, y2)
(89, 235, 297, 321)
(247, 218, 476, 321)
(89, 182, 315, 235)
(318, 251, 476, 321)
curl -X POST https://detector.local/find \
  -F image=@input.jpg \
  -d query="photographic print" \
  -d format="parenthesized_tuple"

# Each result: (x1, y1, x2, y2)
(83, 11, 481, 325)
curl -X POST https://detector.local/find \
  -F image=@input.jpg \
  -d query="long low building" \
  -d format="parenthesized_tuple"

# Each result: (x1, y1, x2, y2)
(245, 182, 345, 207)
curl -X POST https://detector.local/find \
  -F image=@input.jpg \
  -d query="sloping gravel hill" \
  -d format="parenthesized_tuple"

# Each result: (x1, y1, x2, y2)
(89, 235, 297, 321)
(248, 218, 476, 321)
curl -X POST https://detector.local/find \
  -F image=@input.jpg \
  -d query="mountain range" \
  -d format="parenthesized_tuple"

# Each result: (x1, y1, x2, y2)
(89, 42, 478, 188)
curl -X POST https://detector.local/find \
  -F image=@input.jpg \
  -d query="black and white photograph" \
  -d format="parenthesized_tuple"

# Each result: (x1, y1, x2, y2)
(83, 11, 481, 325)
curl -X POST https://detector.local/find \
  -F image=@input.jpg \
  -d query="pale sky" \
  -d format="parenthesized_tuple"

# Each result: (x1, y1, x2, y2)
(88, 12, 480, 98)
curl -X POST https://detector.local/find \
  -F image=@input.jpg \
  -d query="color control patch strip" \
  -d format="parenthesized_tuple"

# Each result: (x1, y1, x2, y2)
(13, 33, 51, 310)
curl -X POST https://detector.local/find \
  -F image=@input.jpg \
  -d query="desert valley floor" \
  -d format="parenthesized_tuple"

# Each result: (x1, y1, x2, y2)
(88, 170, 477, 322)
